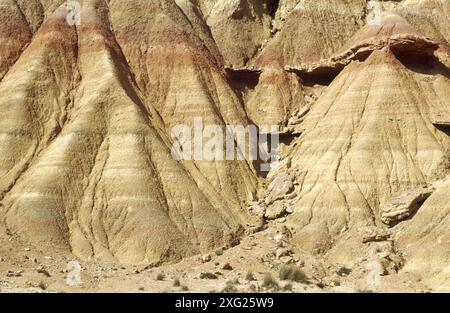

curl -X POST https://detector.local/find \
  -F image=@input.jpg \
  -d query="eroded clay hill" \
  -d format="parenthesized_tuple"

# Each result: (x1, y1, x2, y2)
(0, 0, 449, 290)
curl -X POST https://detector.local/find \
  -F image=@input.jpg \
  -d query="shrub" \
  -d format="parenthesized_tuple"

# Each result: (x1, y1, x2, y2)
(173, 277, 181, 287)
(222, 263, 233, 270)
(336, 266, 352, 277)
(38, 282, 47, 290)
(246, 271, 256, 281)
(262, 273, 279, 290)
(181, 285, 189, 291)
(200, 272, 218, 280)
(215, 249, 224, 256)
(279, 265, 307, 283)
(36, 267, 51, 277)
(222, 280, 238, 293)
(283, 283, 293, 291)
(156, 272, 165, 281)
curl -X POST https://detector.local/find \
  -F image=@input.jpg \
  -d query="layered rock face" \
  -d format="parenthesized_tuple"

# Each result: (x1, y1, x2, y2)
(286, 47, 449, 250)
(395, 177, 450, 290)
(0, 0, 449, 289)
(0, 0, 258, 264)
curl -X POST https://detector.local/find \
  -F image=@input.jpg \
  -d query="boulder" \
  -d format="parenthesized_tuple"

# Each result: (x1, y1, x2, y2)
(381, 186, 435, 226)
(265, 202, 287, 220)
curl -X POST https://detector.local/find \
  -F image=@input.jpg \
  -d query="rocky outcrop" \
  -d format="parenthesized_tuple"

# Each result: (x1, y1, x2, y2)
(394, 0, 450, 45)
(0, 1, 448, 292)
(381, 186, 435, 226)
(285, 47, 450, 254)
(245, 66, 305, 126)
(361, 226, 391, 244)
(396, 178, 450, 290)
(286, 15, 441, 82)
(254, 0, 367, 67)
(0, 0, 258, 265)
(199, 0, 274, 68)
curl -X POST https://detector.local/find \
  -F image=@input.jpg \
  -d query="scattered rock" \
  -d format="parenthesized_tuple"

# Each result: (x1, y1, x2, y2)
(265, 203, 287, 220)
(273, 234, 284, 243)
(201, 254, 212, 263)
(278, 226, 293, 240)
(267, 172, 295, 202)
(6, 270, 23, 277)
(362, 227, 391, 243)
(36, 267, 51, 277)
(280, 256, 295, 264)
(378, 253, 405, 275)
(248, 202, 266, 218)
(276, 248, 292, 258)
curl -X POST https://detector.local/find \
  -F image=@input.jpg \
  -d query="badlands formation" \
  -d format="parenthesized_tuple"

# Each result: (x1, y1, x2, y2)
(0, 0, 449, 292)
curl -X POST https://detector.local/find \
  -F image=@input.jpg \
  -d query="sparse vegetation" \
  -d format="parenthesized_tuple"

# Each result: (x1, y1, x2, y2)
(283, 283, 293, 291)
(279, 264, 307, 283)
(156, 272, 165, 281)
(36, 267, 51, 277)
(181, 285, 189, 291)
(222, 263, 233, 270)
(38, 282, 47, 290)
(200, 272, 218, 280)
(215, 248, 224, 256)
(262, 273, 279, 290)
(222, 280, 238, 293)
(337, 266, 352, 277)
(173, 277, 181, 287)
(246, 271, 256, 281)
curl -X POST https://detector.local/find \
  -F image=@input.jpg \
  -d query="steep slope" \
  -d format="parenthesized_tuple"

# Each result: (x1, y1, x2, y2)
(109, 0, 258, 212)
(245, 67, 305, 126)
(254, 0, 367, 67)
(395, 0, 450, 45)
(0, 1, 448, 290)
(0, 5, 79, 200)
(198, 0, 274, 68)
(396, 177, 450, 291)
(0, 0, 32, 80)
(242, 0, 367, 127)
(0, 0, 257, 265)
(284, 48, 450, 257)
(286, 14, 441, 81)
